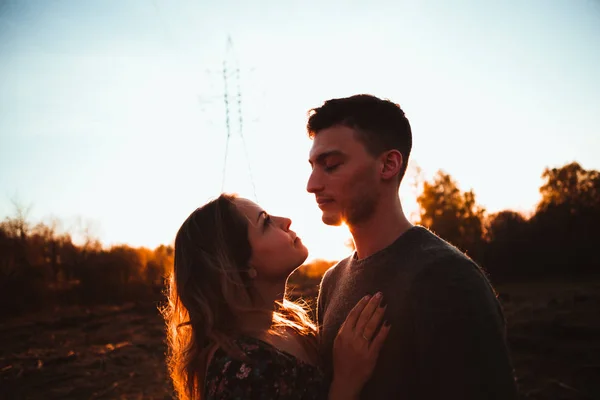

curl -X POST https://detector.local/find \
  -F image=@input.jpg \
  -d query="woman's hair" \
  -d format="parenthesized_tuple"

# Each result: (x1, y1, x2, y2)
(162, 194, 316, 400)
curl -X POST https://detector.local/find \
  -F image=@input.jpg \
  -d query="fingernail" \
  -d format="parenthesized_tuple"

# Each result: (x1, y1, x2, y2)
(363, 295, 371, 301)
(374, 292, 382, 299)
(379, 297, 387, 308)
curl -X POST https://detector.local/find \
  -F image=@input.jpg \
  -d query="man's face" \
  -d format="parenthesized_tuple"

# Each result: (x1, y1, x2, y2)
(307, 125, 381, 227)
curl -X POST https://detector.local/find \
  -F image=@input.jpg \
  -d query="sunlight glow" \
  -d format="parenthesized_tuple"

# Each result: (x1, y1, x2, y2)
(1, 0, 598, 262)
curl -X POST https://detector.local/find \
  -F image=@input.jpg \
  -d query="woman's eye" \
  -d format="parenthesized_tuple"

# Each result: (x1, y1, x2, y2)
(263, 215, 272, 229)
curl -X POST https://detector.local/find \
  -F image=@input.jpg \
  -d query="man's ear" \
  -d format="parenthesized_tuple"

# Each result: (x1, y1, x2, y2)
(380, 150, 403, 181)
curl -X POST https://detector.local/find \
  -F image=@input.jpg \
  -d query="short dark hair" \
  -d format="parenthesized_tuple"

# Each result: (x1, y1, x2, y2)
(307, 94, 412, 183)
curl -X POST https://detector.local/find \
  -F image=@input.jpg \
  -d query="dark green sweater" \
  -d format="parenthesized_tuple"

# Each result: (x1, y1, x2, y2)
(317, 226, 518, 399)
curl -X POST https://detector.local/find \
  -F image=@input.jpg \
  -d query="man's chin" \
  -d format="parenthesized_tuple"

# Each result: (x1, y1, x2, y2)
(321, 213, 343, 226)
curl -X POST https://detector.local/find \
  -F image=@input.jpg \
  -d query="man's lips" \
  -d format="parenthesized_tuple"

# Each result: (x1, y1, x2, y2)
(316, 198, 334, 207)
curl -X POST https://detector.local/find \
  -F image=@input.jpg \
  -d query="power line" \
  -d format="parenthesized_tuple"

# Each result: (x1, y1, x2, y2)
(220, 36, 258, 201)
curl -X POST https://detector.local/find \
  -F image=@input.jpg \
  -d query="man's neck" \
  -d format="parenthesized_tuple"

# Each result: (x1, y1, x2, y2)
(349, 197, 413, 260)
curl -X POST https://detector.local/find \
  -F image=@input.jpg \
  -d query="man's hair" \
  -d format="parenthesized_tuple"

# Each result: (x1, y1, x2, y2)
(307, 94, 412, 183)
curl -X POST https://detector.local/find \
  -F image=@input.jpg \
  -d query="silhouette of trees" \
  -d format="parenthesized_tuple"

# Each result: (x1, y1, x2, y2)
(417, 162, 600, 283)
(0, 203, 49, 316)
(417, 171, 485, 259)
(482, 211, 530, 280)
(2, 161, 599, 319)
(0, 206, 174, 320)
(537, 162, 600, 212)
(528, 162, 600, 275)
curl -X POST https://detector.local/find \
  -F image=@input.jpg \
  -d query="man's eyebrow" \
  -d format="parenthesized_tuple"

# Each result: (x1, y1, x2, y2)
(308, 150, 344, 165)
(257, 210, 266, 222)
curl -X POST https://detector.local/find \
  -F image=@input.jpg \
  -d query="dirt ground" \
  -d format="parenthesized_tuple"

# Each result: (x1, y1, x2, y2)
(0, 303, 172, 399)
(1, 278, 599, 399)
(498, 279, 600, 399)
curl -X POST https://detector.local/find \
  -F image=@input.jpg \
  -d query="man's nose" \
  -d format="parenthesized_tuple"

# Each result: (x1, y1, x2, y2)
(306, 169, 323, 194)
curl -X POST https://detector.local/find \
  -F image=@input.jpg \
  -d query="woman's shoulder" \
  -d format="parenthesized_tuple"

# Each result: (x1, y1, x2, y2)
(205, 335, 325, 399)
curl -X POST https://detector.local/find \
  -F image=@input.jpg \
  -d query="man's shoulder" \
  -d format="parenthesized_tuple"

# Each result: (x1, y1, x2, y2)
(410, 226, 476, 263)
(404, 227, 490, 284)
(411, 226, 462, 254)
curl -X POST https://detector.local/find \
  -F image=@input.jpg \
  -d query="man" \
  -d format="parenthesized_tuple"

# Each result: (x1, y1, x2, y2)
(306, 94, 518, 399)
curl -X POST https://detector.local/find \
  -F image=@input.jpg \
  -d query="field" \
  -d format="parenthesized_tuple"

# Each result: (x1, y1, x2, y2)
(1, 278, 599, 399)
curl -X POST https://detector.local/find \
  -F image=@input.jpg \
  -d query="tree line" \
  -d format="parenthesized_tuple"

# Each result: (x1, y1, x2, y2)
(1, 161, 598, 319)
(416, 161, 599, 281)
(0, 210, 173, 319)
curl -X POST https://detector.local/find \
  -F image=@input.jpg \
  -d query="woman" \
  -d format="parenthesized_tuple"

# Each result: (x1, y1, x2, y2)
(163, 194, 390, 400)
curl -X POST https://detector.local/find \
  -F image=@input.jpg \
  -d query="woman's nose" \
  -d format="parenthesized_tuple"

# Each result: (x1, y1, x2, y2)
(277, 216, 292, 231)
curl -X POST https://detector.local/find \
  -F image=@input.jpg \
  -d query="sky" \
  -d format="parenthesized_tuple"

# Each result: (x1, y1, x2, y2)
(1, 0, 599, 262)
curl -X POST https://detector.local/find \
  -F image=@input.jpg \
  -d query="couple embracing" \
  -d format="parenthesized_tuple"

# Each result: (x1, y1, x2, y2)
(163, 94, 518, 400)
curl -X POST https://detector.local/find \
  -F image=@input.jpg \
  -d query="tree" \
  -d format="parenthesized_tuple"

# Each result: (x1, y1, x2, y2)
(483, 211, 530, 280)
(530, 162, 600, 274)
(146, 245, 174, 287)
(485, 211, 528, 243)
(0, 202, 49, 316)
(417, 171, 485, 259)
(537, 162, 600, 213)
(32, 218, 63, 284)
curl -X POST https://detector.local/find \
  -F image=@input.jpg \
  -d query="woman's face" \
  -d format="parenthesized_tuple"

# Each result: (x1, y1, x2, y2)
(233, 198, 308, 282)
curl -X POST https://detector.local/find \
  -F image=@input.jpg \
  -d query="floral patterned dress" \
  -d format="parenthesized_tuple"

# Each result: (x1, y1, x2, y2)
(204, 336, 328, 400)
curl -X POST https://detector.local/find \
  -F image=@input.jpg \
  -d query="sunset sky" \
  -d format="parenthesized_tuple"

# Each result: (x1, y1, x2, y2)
(1, 0, 599, 262)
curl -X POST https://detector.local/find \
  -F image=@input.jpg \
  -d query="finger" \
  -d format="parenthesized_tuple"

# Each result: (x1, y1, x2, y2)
(342, 294, 371, 331)
(354, 292, 383, 336)
(370, 321, 391, 354)
(362, 300, 387, 341)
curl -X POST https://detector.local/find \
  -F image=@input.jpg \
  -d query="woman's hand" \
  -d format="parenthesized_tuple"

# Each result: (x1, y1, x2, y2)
(328, 293, 391, 400)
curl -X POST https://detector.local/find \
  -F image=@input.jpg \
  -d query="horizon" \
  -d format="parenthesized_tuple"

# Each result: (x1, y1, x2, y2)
(0, 158, 587, 263)
(1, 0, 599, 262)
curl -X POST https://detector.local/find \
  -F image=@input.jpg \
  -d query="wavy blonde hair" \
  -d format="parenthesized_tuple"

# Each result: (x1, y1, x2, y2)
(162, 194, 317, 400)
